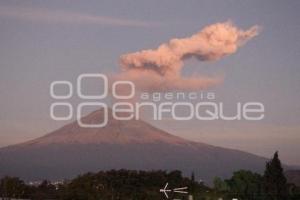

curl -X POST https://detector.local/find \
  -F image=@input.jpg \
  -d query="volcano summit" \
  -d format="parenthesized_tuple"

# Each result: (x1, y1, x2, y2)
(0, 109, 267, 183)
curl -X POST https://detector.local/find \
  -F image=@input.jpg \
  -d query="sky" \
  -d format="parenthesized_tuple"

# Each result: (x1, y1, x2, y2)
(0, 0, 300, 165)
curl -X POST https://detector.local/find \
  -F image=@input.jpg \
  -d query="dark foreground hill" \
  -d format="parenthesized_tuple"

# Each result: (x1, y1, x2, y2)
(0, 109, 268, 183)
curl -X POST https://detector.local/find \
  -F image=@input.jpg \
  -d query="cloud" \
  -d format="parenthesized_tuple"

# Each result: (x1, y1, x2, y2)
(116, 21, 260, 92)
(0, 5, 154, 27)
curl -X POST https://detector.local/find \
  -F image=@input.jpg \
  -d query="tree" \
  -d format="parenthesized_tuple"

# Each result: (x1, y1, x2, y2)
(213, 177, 229, 193)
(0, 176, 27, 199)
(263, 151, 288, 200)
(190, 172, 196, 195)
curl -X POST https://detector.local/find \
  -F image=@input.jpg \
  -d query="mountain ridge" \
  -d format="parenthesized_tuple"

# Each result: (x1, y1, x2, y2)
(0, 109, 269, 183)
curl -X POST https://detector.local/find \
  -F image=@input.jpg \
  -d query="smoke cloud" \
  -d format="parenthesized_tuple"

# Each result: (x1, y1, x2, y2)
(116, 21, 260, 92)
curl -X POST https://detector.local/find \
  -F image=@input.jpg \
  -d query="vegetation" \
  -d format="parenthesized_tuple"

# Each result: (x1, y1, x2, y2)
(212, 152, 300, 200)
(264, 151, 288, 200)
(0, 152, 299, 200)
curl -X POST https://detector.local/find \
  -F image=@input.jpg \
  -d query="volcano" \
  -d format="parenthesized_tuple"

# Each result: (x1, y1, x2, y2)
(0, 109, 268, 183)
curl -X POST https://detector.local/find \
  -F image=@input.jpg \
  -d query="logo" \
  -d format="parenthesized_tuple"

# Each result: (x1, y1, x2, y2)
(50, 73, 134, 128)
(50, 73, 265, 128)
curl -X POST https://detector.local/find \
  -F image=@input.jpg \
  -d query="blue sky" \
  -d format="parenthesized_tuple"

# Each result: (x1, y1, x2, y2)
(0, 0, 300, 165)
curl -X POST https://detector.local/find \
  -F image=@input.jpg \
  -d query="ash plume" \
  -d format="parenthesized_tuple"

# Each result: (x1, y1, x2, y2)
(116, 21, 260, 92)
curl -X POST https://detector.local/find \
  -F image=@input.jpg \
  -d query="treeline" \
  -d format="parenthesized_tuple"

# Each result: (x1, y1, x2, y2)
(213, 152, 300, 200)
(0, 170, 210, 200)
(0, 152, 300, 200)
